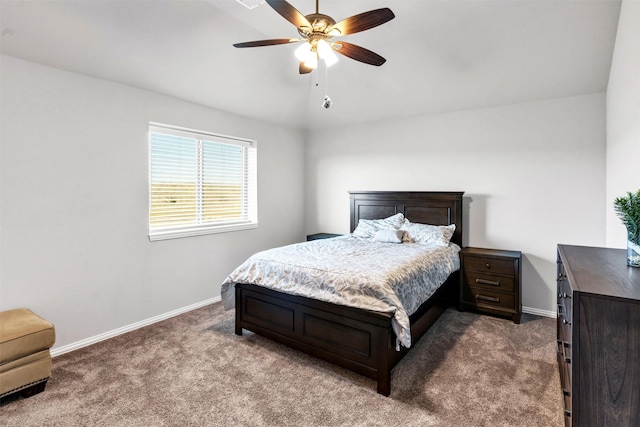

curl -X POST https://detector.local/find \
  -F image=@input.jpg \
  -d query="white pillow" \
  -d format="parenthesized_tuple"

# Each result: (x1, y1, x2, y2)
(352, 213, 405, 239)
(352, 219, 378, 239)
(372, 229, 404, 243)
(401, 220, 455, 246)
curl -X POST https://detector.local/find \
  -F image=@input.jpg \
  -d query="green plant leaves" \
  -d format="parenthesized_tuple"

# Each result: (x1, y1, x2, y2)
(614, 189, 640, 244)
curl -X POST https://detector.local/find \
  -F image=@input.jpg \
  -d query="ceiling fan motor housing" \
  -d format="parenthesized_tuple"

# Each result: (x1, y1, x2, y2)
(298, 13, 338, 38)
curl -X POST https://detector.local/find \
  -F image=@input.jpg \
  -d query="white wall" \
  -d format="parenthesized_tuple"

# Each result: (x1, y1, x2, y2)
(0, 42, 618, 350)
(0, 55, 306, 350)
(305, 94, 606, 314)
(606, 0, 640, 248)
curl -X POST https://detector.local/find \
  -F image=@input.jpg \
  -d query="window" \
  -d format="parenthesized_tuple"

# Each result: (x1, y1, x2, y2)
(148, 123, 257, 241)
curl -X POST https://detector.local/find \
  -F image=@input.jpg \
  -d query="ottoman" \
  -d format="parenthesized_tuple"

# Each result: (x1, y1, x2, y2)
(0, 308, 56, 399)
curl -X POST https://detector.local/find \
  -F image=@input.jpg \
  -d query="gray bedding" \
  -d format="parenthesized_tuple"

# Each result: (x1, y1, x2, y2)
(221, 236, 460, 349)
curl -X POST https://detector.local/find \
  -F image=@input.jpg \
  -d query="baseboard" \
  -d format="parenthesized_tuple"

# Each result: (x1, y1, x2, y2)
(522, 306, 556, 318)
(50, 296, 221, 357)
(50, 298, 553, 357)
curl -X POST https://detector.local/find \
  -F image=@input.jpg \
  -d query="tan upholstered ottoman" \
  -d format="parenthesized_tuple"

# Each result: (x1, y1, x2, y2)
(0, 309, 55, 399)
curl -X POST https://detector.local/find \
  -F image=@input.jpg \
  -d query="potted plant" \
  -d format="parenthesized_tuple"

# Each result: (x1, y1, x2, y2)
(614, 189, 640, 267)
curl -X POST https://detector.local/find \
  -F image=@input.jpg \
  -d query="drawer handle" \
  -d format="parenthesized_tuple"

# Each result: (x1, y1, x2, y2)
(562, 388, 571, 397)
(558, 292, 571, 299)
(476, 278, 500, 286)
(562, 319, 571, 325)
(485, 263, 491, 269)
(557, 274, 566, 281)
(476, 294, 500, 303)
(564, 410, 572, 418)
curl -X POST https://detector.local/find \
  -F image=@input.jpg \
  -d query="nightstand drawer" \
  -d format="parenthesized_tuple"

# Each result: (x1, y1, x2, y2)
(463, 271, 515, 292)
(462, 287, 515, 311)
(463, 256, 514, 276)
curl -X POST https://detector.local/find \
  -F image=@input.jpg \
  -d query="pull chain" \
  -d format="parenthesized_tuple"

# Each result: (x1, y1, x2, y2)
(325, 63, 328, 95)
(322, 62, 332, 108)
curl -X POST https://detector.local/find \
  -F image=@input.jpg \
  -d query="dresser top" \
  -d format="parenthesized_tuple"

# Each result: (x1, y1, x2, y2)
(558, 244, 640, 301)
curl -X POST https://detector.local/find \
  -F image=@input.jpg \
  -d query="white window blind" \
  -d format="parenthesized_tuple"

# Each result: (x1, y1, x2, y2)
(149, 123, 257, 241)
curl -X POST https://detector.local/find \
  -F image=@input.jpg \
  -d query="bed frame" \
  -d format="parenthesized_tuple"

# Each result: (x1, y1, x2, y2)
(234, 191, 464, 395)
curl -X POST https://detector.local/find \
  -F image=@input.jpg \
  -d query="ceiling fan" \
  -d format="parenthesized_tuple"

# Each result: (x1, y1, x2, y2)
(233, 0, 395, 74)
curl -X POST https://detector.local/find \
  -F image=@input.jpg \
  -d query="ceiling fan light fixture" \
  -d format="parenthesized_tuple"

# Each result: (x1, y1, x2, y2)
(304, 52, 318, 69)
(317, 39, 338, 67)
(294, 42, 312, 61)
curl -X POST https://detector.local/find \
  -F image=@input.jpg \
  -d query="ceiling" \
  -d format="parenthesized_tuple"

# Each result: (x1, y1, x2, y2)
(0, 0, 622, 130)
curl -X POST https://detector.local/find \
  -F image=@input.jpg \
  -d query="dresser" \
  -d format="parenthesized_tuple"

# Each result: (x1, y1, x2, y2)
(459, 247, 522, 324)
(556, 245, 640, 427)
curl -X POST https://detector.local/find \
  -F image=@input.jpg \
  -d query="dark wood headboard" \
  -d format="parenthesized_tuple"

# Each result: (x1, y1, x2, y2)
(349, 191, 464, 247)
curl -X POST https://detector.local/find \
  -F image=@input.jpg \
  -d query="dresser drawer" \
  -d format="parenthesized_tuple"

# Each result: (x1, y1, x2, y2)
(558, 294, 572, 325)
(558, 282, 573, 322)
(558, 318, 572, 352)
(463, 271, 515, 292)
(463, 256, 515, 276)
(560, 356, 572, 425)
(557, 261, 573, 345)
(557, 315, 572, 346)
(462, 287, 515, 310)
(556, 349, 572, 427)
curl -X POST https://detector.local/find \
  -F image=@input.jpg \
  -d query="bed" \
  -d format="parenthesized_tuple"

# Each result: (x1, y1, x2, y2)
(225, 191, 463, 396)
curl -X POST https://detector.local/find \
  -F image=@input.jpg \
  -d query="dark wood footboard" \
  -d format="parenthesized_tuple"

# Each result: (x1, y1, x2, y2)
(235, 283, 396, 395)
(235, 271, 458, 395)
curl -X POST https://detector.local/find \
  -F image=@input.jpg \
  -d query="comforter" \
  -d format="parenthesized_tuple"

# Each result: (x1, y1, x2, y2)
(221, 236, 460, 349)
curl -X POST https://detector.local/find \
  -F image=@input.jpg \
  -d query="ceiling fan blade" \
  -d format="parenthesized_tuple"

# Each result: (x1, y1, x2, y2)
(332, 41, 386, 66)
(233, 38, 299, 48)
(329, 8, 395, 36)
(299, 62, 313, 74)
(266, 0, 311, 29)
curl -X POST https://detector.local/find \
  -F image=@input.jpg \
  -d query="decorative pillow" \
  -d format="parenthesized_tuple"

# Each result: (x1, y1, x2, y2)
(401, 220, 456, 246)
(352, 213, 405, 239)
(372, 229, 404, 243)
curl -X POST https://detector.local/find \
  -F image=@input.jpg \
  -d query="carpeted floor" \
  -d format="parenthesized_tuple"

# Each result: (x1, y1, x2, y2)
(0, 303, 563, 426)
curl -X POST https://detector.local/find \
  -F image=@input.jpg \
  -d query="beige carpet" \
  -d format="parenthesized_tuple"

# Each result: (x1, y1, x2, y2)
(0, 303, 562, 426)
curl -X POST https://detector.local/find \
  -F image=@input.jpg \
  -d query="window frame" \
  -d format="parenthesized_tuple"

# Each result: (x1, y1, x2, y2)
(148, 122, 257, 241)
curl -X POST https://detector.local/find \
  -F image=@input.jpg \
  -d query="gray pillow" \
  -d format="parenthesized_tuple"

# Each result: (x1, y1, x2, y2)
(352, 213, 405, 239)
(400, 220, 455, 246)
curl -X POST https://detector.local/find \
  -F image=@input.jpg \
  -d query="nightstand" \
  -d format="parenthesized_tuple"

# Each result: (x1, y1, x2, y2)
(459, 247, 522, 324)
(306, 233, 342, 241)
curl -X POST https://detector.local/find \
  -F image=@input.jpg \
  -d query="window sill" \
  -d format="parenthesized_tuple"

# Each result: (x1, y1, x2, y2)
(149, 222, 258, 241)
